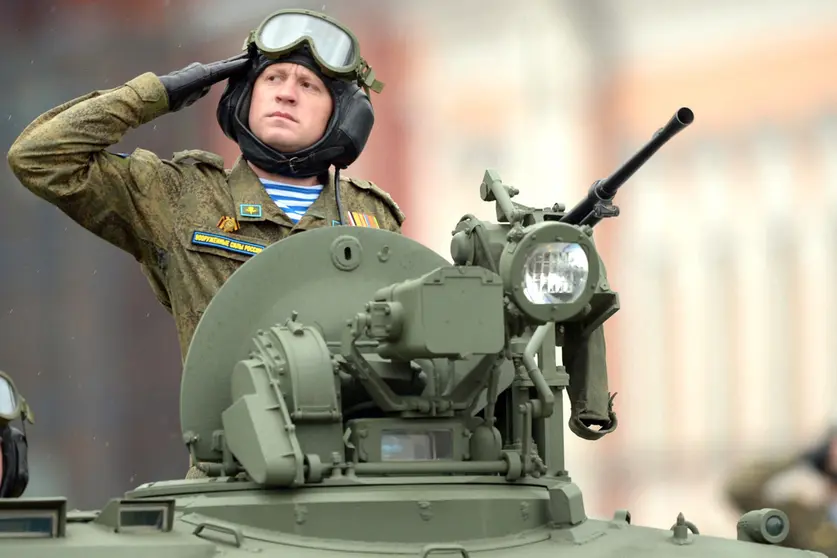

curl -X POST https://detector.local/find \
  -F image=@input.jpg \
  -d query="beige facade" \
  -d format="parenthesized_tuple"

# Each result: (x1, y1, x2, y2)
(599, 16, 837, 536)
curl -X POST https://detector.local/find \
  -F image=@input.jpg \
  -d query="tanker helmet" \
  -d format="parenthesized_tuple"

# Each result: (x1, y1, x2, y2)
(216, 9, 385, 179)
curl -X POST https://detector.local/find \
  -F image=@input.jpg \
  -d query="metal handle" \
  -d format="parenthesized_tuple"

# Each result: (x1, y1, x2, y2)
(193, 522, 243, 547)
(420, 543, 470, 557)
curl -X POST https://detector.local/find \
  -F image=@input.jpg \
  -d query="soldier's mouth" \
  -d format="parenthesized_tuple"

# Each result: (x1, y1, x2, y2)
(269, 111, 298, 123)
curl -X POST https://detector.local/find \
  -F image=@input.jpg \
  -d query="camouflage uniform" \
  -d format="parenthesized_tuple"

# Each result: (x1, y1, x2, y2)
(6, 72, 405, 360)
(725, 456, 837, 556)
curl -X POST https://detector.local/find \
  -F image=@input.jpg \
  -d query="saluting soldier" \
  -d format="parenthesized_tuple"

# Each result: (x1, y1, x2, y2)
(7, 8, 403, 361)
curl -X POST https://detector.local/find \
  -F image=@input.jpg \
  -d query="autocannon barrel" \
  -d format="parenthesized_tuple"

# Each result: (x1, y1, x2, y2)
(560, 107, 694, 227)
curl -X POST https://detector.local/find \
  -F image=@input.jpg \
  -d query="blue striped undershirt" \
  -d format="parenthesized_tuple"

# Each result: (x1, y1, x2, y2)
(259, 178, 324, 224)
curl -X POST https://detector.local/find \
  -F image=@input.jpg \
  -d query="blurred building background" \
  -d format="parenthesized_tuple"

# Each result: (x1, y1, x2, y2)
(1, 0, 837, 540)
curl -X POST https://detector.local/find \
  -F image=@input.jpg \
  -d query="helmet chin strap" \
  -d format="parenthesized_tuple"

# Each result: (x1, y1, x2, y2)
(238, 127, 346, 178)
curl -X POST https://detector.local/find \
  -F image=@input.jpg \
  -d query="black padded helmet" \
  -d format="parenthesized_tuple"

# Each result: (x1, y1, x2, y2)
(216, 44, 375, 179)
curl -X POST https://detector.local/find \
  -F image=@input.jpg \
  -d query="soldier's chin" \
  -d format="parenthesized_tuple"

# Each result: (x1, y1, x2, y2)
(257, 132, 291, 151)
(259, 132, 312, 155)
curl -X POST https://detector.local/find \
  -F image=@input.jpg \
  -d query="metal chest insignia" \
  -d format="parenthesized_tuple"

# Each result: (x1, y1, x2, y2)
(217, 216, 240, 233)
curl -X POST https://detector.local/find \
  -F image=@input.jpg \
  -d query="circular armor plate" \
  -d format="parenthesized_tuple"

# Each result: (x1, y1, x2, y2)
(180, 226, 455, 462)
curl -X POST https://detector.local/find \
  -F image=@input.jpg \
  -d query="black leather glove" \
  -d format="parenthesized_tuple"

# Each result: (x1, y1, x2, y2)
(157, 52, 251, 112)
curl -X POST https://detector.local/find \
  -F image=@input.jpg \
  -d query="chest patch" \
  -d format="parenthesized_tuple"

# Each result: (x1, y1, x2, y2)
(239, 203, 263, 218)
(191, 231, 265, 257)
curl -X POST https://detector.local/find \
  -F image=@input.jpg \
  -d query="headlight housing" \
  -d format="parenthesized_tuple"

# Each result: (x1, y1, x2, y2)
(498, 222, 600, 323)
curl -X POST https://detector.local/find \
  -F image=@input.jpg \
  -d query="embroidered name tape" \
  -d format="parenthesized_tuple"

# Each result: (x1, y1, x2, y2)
(347, 212, 379, 228)
(192, 231, 265, 256)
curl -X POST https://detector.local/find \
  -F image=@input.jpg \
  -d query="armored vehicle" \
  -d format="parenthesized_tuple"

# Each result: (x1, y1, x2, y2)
(0, 107, 822, 557)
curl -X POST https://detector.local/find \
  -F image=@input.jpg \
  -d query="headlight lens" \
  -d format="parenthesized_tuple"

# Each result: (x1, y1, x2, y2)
(522, 242, 589, 304)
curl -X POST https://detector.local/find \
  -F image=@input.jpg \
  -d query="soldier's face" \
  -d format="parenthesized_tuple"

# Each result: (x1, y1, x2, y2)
(248, 62, 333, 153)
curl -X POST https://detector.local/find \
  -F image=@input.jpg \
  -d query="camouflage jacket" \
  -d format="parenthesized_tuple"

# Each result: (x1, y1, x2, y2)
(725, 456, 837, 556)
(7, 72, 405, 360)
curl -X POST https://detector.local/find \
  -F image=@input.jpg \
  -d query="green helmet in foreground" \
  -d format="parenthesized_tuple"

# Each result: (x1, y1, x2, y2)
(0, 106, 823, 557)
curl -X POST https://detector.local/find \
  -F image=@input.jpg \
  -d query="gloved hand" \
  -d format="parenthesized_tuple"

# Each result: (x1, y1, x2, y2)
(157, 52, 251, 112)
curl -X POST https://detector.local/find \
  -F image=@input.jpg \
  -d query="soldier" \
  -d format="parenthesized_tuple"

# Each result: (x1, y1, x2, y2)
(7, 8, 403, 362)
(725, 426, 837, 556)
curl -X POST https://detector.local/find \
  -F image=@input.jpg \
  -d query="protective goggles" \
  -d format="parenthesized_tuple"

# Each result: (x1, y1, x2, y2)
(245, 9, 384, 94)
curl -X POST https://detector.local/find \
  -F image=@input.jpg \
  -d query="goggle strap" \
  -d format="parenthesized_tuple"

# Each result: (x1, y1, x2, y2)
(358, 58, 384, 94)
(243, 30, 256, 51)
(19, 397, 33, 425)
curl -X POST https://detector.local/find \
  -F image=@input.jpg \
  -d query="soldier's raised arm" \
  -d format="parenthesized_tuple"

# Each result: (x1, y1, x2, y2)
(6, 55, 249, 262)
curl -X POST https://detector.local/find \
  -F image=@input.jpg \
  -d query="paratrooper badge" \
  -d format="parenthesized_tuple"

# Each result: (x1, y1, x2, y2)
(239, 203, 263, 218)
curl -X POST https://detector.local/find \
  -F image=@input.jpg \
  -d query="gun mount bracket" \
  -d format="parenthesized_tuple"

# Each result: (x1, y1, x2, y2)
(592, 199, 620, 220)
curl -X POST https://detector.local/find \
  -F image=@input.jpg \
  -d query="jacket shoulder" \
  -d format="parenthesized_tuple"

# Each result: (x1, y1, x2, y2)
(344, 175, 405, 225)
(108, 148, 229, 191)
(108, 148, 228, 174)
(168, 149, 228, 172)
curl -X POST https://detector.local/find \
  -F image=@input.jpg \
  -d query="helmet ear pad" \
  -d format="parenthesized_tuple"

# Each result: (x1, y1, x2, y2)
(319, 80, 375, 169)
(216, 76, 243, 143)
(216, 59, 264, 144)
